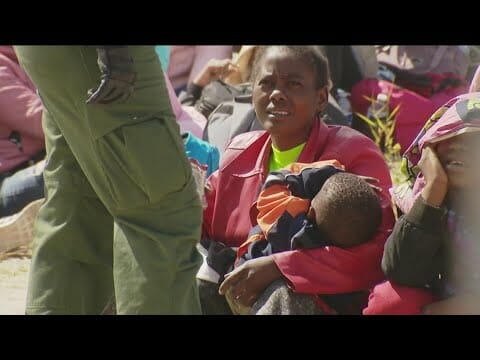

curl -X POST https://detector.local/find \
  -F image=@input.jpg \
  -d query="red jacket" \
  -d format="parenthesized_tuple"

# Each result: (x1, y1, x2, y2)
(203, 118, 395, 294)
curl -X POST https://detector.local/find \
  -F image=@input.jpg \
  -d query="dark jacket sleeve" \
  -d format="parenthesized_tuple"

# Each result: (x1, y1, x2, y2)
(382, 196, 447, 287)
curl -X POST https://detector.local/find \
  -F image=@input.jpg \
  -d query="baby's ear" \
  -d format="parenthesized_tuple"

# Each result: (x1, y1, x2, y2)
(307, 206, 316, 220)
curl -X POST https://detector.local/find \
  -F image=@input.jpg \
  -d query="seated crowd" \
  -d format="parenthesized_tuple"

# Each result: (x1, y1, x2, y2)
(2, 45, 480, 315)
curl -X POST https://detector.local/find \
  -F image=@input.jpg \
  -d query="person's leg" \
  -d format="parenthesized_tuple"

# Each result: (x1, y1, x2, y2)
(251, 279, 326, 315)
(0, 160, 45, 217)
(15, 46, 202, 314)
(88, 48, 202, 314)
(111, 188, 201, 314)
(362, 281, 438, 315)
(25, 108, 114, 315)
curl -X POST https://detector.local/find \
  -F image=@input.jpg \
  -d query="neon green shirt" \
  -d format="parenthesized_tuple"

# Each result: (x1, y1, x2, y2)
(269, 142, 306, 172)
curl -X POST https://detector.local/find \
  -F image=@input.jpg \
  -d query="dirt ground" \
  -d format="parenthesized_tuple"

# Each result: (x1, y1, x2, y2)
(0, 249, 30, 315)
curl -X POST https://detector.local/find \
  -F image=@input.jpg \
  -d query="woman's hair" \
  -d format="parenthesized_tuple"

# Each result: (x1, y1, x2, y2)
(251, 46, 331, 89)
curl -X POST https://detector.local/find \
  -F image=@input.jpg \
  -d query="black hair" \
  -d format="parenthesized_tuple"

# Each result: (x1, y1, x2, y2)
(312, 172, 382, 248)
(251, 46, 331, 89)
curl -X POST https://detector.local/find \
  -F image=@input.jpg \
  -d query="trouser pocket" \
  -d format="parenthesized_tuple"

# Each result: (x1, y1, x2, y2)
(95, 114, 191, 210)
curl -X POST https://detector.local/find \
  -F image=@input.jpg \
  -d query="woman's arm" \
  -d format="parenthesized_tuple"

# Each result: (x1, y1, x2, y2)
(382, 196, 445, 287)
(383, 145, 448, 286)
(270, 135, 395, 294)
(272, 230, 388, 293)
(219, 230, 387, 305)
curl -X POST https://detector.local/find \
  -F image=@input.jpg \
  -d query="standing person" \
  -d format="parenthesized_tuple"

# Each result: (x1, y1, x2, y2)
(199, 46, 394, 315)
(14, 46, 202, 315)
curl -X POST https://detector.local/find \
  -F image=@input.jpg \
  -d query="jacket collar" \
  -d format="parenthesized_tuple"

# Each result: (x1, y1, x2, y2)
(225, 117, 327, 178)
(298, 118, 329, 163)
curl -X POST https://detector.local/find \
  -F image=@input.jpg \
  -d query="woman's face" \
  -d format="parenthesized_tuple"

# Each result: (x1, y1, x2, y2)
(435, 132, 480, 190)
(252, 47, 328, 150)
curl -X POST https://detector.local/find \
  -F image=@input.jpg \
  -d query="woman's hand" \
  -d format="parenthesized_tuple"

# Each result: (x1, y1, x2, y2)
(193, 58, 238, 87)
(418, 146, 448, 207)
(219, 256, 282, 307)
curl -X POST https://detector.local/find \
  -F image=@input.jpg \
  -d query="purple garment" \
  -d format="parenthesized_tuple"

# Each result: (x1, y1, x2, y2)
(164, 70, 206, 138)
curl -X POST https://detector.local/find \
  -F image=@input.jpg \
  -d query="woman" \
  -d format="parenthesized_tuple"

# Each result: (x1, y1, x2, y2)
(364, 92, 480, 315)
(200, 46, 394, 315)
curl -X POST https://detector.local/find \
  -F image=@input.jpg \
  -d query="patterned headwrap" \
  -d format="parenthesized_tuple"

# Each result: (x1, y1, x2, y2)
(392, 92, 480, 213)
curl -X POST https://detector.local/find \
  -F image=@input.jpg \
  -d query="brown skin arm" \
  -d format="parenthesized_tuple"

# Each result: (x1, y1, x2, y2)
(219, 256, 282, 307)
(193, 58, 238, 87)
(418, 146, 449, 207)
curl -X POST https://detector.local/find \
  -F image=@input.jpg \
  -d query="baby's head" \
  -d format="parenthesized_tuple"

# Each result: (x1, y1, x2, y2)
(309, 172, 382, 248)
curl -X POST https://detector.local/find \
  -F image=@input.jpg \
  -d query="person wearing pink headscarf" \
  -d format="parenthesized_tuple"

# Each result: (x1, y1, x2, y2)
(364, 92, 480, 315)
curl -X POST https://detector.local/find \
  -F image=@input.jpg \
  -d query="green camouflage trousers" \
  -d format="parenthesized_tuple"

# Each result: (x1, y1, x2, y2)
(15, 46, 202, 314)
